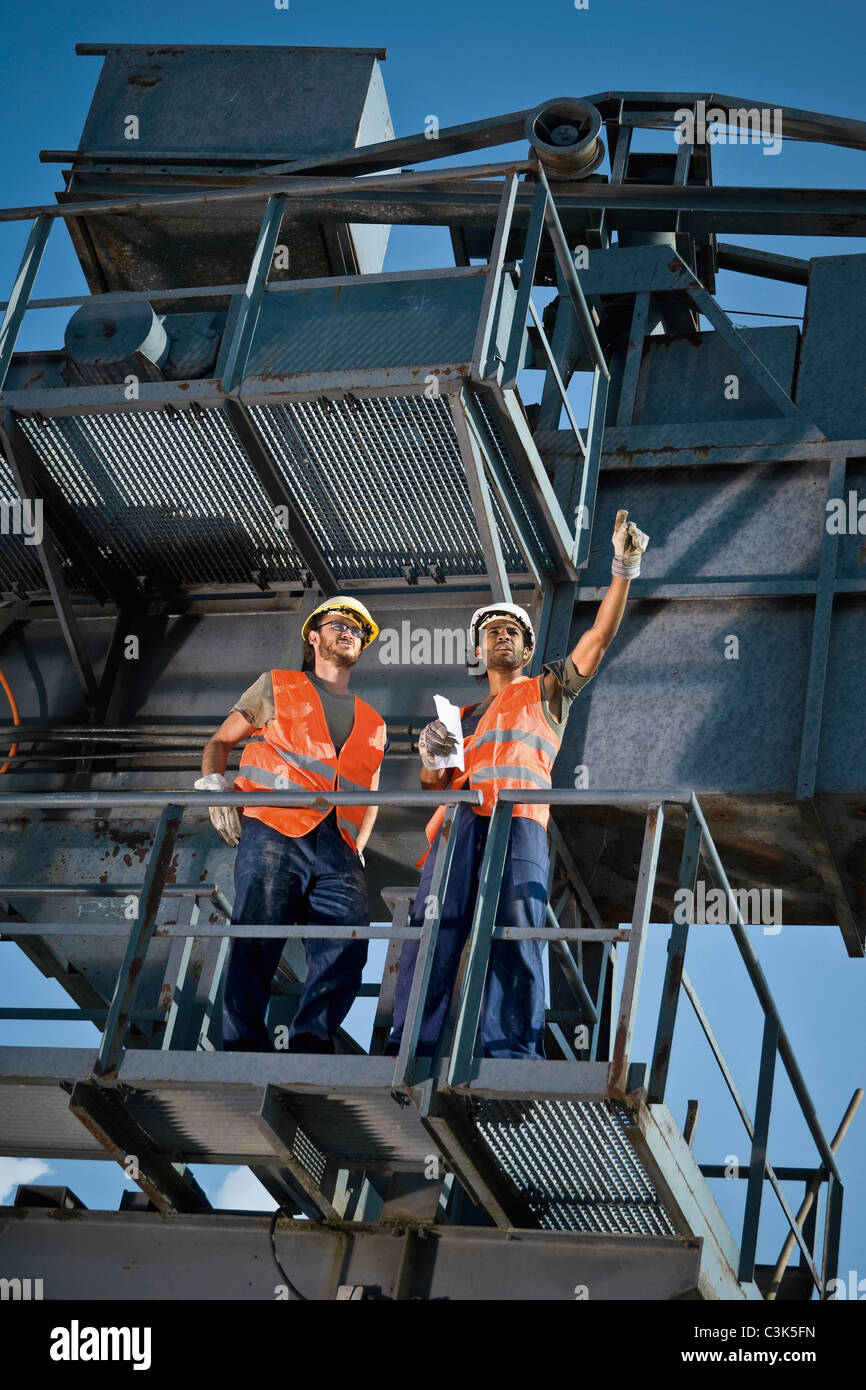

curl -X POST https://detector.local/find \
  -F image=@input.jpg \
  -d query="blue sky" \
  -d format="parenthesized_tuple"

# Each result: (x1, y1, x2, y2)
(1, 0, 864, 1290)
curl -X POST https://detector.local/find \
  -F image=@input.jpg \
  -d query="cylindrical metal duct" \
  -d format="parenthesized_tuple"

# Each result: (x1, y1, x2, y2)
(64, 300, 169, 368)
(525, 98, 605, 179)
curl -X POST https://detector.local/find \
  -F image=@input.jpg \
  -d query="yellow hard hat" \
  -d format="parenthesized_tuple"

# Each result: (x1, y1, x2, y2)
(301, 595, 379, 649)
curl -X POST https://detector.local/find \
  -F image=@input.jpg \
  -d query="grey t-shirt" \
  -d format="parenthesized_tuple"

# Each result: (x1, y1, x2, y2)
(540, 655, 595, 731)
(232, 670, 357, 754)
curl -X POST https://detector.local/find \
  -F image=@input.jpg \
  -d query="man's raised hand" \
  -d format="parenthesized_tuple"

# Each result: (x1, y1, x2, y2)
(611, 508, 650, 578)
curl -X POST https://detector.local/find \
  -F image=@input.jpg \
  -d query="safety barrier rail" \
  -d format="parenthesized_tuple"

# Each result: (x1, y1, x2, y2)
(0, 784, 853, 1296)
(482, 161, 611, 568)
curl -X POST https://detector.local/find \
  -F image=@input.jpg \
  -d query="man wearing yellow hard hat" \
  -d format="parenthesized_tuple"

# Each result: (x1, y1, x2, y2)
(197, 596, 386, 1052)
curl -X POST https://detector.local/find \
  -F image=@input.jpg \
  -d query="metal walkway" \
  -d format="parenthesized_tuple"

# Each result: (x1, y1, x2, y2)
(0, 786, 854, 1300)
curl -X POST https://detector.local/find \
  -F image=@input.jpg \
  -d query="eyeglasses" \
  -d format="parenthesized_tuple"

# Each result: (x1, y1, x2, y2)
(318, 620, 363, 639)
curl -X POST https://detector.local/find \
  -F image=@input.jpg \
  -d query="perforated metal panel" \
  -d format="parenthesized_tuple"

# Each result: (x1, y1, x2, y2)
(17, 409, 304, 589)
(468, 1097, 677, 1236)
(9, 392, 552, 593)
(0, 447, 85, 592)
(252, 394, 526, 579)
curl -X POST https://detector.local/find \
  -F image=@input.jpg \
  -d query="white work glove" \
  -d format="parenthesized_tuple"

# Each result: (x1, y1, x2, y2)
(611, 508, 650, 578)
(418, 719, 459, 770)
(194, 772, 241, 847)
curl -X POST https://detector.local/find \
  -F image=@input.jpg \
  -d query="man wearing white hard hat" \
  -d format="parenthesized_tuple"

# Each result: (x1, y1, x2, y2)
(387, 510, 649, 1060)
(197, 596, 386, 1052)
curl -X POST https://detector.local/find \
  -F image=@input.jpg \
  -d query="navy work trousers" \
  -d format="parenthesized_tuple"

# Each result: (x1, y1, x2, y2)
(221, 811, 368, 1052)
(387, 812, 549, 1059)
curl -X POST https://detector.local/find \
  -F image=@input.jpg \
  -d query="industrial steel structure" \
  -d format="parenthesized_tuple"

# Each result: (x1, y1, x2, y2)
(0, 44, 863, 1300)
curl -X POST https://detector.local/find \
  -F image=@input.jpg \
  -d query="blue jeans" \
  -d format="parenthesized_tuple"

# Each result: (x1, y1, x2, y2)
(221, 811, 368, 1051)
(387, 813, 549, 1059)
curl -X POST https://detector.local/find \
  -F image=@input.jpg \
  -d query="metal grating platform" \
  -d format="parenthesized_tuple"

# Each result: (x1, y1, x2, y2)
(251, 393, 530, 579)
(17, 409, 304, 590)
(0, 445, 83, 592)
(0, 1050, 677, 1238)
(5, 390, 557, 594)
(467, 1097, 678, 1236)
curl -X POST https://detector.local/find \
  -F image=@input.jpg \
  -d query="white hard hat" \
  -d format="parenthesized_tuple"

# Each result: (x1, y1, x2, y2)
(470, 602, 535, 652)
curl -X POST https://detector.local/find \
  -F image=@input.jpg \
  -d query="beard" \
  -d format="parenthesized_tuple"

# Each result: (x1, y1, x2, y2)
(317, 632, 361, 668)
(483, 643, 525, 672)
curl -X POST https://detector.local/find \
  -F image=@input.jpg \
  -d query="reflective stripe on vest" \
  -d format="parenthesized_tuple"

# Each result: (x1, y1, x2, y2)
(421, 675, 561, 862)
(236, 670, 386, 847)
(470, 727, 559, 761)
(470, 764, 552, 789)
(267, 745, 336, 780)
(337, 815, 360, 842)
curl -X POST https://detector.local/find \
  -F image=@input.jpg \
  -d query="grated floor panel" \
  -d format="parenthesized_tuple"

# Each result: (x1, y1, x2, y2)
(467, 1096, 678, 1236)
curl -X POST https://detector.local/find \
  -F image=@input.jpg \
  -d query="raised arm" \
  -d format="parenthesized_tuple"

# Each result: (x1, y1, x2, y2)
(570, 573, 631, 677)
(570, 508, 649, 676)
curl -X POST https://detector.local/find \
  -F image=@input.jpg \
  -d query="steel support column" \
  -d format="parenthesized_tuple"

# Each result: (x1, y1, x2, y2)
(573, 367, 611, 568)
(739, 1013, 779, 1282)
(502, 179, 549, 388)
(610, 803, 664, 1093)
(615, 292, 651, 428)
(449, 393, 511, 602)
(0, 215, 50, 390)
(648, 807, 703, 1103)
(470, 173, 519, 381)
(447, 800, 513, 1086)
(797, 454, 845, 799)
(93, 804, 185, 1078)
(221, 193, 287, 394)
(394, 803, 462, 1088)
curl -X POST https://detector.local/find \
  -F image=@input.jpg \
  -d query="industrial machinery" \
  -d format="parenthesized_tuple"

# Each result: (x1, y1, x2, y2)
(0, 44, 863, 1301)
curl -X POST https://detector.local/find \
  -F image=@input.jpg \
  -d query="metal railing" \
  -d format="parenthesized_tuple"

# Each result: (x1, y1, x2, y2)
(479, 163, 611, 569)
(0, 784, 854, 1296)
(0, 164, 609, 584)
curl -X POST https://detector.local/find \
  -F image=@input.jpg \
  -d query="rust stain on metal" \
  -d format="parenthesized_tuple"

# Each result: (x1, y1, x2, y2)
(158, 982, 173, 1011)
(108, 829, 154, 850)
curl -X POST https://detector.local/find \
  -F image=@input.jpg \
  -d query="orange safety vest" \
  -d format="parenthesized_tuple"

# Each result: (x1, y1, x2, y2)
(235, 670, 386, 848)
(421, 675, 561, 862)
